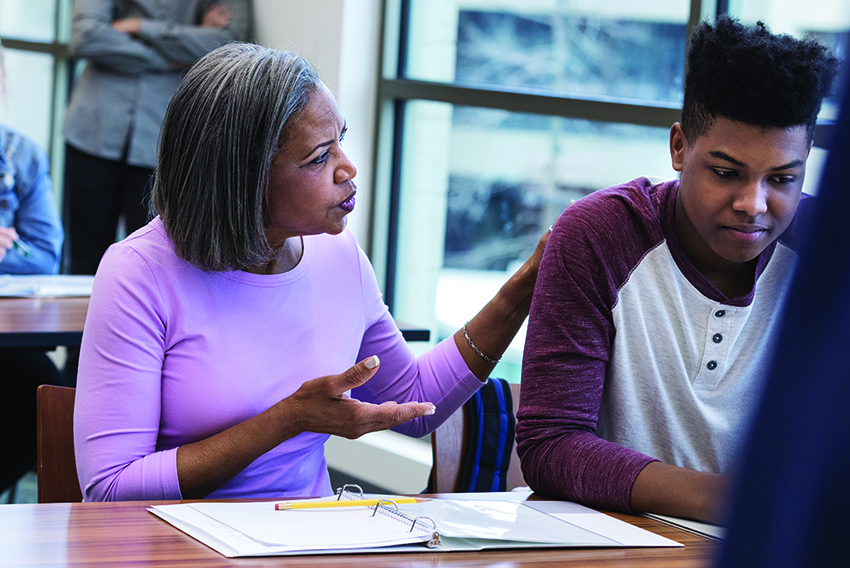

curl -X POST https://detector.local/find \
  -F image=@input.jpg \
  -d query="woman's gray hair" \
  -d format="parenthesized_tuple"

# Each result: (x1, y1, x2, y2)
(151, 42, 321, 271)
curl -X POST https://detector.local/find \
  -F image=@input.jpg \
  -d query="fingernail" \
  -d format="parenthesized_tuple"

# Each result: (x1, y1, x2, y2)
(365, 355, 380, 369)
(425, 405, 436, 415)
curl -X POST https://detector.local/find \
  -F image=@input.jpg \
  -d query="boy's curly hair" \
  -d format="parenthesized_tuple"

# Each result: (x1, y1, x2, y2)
(682, 15, 840, 145)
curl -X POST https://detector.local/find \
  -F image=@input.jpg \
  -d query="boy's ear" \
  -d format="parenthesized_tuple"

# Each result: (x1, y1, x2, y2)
(670, 123, 687, 172)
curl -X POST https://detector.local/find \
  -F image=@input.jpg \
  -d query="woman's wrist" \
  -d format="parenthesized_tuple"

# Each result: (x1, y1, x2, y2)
(493, 274, 535, 324)
(462, 320, 501, 364)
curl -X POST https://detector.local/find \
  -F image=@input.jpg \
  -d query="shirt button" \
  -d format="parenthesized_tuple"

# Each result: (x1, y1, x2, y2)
(713, 333, 723, 343)
(715, 310, 726, 318)
(707, 360, 718, 370)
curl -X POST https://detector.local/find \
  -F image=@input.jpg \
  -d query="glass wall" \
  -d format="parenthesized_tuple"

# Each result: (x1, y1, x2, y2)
(0, 0, 60, 42)
(376, 0, 849, 381)
(406, 0, 690, 104)
(0, 0, 71, 205)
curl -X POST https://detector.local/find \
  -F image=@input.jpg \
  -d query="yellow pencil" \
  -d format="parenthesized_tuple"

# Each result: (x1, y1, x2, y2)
(274, 497, 422, 510)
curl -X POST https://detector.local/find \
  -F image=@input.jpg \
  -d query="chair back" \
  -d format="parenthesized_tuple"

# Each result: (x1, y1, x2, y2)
(36, 385, 83, 503)
(431, 381, 525, 493)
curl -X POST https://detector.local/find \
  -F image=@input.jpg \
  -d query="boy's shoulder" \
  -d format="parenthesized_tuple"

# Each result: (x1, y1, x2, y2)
(556, 177, 673, 241)
(546, 178, 673, 287)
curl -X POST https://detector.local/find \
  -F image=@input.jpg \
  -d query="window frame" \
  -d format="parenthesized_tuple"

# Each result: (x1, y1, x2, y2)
(0, 0, 72, 209)
(371, 0, 835, 310)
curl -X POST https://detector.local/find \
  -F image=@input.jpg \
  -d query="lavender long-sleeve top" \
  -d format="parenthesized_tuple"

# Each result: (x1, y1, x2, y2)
(74, 217, 482, 501)
(518, 178, 812, 513)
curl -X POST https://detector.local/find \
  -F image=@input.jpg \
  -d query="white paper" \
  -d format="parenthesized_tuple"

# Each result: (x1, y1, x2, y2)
(644, 513, 726, 540)
(405, 499, 618, 546)
(0, 275, 95, 297)
(149, 494, 682, 558)
(150, 500, 433, 557)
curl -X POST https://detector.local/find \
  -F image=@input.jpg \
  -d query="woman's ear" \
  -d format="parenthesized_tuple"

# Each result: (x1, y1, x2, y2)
(670, 123, 687, 172)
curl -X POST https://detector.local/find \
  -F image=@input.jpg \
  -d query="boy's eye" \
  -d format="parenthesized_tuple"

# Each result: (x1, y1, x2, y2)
(712, 168, 738, 179)
(771, 175, 796, 185)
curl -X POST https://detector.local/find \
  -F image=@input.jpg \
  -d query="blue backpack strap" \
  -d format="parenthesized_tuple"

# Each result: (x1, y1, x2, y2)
(458, 378, 516, 492)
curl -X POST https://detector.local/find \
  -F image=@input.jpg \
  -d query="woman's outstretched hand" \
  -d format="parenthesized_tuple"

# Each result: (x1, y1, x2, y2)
(176, 356, 434, 498)
(284, 356, 436, 439)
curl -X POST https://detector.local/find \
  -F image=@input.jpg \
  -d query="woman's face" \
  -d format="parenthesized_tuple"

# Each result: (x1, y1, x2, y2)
(264, 85, 357, 246)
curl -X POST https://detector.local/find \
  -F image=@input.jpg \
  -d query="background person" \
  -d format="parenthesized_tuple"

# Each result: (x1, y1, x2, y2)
(74, 43, 548, 502)
(517, 16, 839, 524)
(63, 0, 252, 276)
(0, 40, 65, 498)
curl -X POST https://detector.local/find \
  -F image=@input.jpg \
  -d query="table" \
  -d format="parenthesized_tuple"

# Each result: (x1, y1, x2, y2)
(0, 297, 89, 348)
(0, 499, 719, 567)
(0, 296, 429, 348)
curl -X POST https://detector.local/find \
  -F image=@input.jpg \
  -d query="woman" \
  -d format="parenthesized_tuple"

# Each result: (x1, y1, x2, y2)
(74, 43, 547, 502)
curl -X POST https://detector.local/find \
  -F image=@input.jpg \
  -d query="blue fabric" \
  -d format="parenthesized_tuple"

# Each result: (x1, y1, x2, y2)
(468, 389, 484, 490)
(492, 380, 509, 491)
(458, 378, 516, 492)
(0, 124, 63, 275)
(715, 75, 850, 566)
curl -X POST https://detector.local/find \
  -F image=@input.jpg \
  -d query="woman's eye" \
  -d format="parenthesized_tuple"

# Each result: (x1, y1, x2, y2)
(311, 152, 329, 165)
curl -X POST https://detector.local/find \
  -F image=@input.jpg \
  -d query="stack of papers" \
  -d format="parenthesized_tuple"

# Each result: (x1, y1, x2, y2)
(0, 275, 95, 297)
(644, 513, 726, 541)
(149, 493, 681, 558)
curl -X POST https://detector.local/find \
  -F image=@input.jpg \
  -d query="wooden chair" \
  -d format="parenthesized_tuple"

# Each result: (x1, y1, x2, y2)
(36, 385, 83, 503)
(430, 381, 525, 493)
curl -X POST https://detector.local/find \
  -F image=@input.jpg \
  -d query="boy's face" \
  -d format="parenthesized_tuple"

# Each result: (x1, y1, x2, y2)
(671, 117, 810, 282)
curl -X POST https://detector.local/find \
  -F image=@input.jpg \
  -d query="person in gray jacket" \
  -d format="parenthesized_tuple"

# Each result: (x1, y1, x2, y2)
(63, 0, 252, 275)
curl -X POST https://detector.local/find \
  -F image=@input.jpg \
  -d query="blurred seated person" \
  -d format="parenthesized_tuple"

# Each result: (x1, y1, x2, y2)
(74, 43, 549, 502)
(517, 16, 839, 524)
(0, 40, 65, 497)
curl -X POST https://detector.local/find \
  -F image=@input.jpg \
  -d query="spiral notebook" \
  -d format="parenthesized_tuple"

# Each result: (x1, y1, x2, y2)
(148, 487, 681, 557)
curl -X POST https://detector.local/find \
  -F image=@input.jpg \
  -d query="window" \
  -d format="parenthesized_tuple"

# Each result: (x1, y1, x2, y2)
(0, 0, 72, 206)
(374, 0, 849, 381)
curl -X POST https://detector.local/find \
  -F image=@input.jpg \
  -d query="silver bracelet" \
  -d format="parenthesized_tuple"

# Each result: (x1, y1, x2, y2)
(462, 321, 500, 364)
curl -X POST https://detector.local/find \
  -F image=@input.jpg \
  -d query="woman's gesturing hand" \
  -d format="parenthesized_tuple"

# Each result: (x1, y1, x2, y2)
(176, 356, 434, 498)
(284, 356, 436, 439)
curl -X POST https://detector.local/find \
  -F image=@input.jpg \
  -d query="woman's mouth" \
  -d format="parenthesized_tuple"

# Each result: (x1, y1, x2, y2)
(338, 192, 356, 212)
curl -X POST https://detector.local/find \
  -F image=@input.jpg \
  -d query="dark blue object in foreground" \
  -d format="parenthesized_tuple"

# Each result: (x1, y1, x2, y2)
(715, 77, 850, 566)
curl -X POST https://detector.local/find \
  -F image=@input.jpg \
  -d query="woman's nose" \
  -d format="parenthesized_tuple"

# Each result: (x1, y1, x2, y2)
(335, 149, 357, 183)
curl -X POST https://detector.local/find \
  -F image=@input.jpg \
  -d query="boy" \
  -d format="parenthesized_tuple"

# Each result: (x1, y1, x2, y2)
(517, 15, 839, 524)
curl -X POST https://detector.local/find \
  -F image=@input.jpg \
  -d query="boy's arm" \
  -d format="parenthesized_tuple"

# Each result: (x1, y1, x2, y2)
(631, 462, 732, 524)
(518, 187, 733, 524)
(517, 196, 658, 513)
